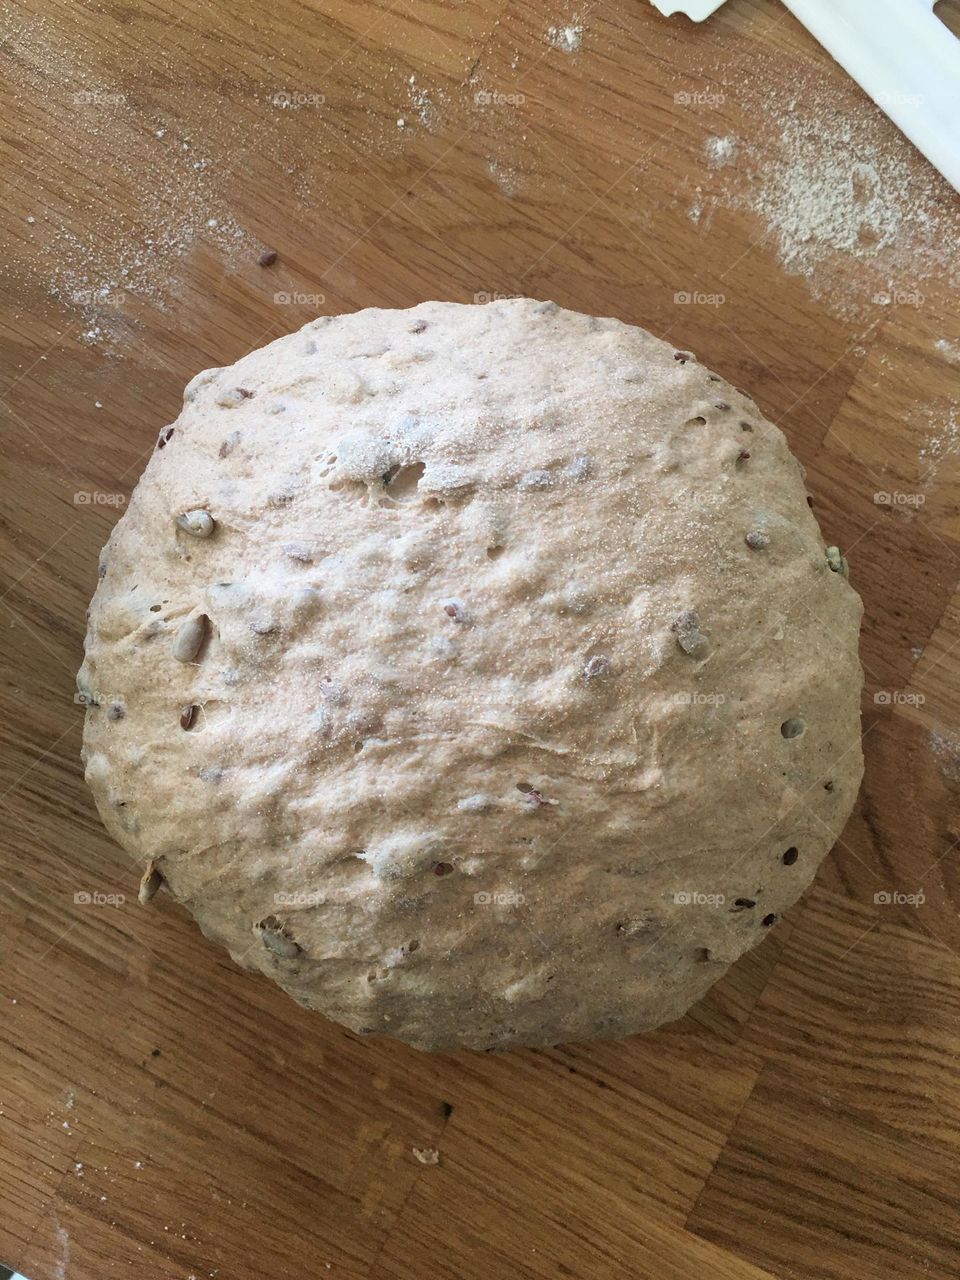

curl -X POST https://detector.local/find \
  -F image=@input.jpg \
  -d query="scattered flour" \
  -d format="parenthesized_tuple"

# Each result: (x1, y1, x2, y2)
(0, 18, 296, 343)
(7, 0, 542, 341)
(22, 120, 251, 350)
(53, 1224, 70, 1280)
(548, 23, 583, 53)
(917, 407, 960, 485)
(9, 0, 955, 339)
(929, 732, 960, 784)
(407, 75, 441, 129)
(935, 338, 960, 366)
(487, 158, 524, 198)
(697, 75, 960, 317)
(753, 127, 901, 272)
(665, 19, 959, 311)
(705, 135, 737, 169)
(687, 186, 717, 230)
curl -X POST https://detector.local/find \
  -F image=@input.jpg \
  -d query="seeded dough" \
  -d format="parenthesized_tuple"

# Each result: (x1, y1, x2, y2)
(79, 299, 864, 1052)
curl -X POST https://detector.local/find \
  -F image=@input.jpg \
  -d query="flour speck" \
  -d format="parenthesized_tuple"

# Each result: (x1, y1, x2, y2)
(917, 406, 960, 485)
(705, 135, 737, 169)
(547, 23, 583, 53)
(930, 731, 960, 783)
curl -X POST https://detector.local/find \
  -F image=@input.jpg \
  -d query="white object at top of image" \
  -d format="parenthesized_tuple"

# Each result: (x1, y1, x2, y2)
(650, 0, 960, 192)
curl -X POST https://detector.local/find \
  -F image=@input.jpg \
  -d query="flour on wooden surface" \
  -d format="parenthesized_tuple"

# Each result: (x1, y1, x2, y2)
(705, 135, 737, 169)
(917, 407, 960, 485)
(53, 1223, 70, 1280)
(929, 732, 960, 783)
(4, 11, 258, 343)
(547, 23, 583, 53)
(751, 116, 903, 271)
(685, 66, 959, 318)
(408, 74, 441, 128)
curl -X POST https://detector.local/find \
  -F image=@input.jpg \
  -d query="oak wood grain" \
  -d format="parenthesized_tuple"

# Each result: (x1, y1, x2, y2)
(1, 1, 959, 1277)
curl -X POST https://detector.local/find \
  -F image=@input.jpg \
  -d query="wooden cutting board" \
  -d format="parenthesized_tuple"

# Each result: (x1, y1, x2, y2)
(1, 2, 959, 1278)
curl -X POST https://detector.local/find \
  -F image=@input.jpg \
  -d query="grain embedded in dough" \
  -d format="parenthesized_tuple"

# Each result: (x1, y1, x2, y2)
(79, 298, 864, 1052)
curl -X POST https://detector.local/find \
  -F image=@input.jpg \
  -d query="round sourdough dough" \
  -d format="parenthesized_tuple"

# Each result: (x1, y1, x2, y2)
(79, 299, 864, 1052)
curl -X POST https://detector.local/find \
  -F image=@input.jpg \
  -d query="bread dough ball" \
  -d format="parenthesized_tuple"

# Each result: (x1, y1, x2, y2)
(79, 299, 863, 1051)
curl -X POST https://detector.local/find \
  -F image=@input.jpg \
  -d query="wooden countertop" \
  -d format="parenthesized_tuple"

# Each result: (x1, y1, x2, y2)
(2, 1, 959, 1277)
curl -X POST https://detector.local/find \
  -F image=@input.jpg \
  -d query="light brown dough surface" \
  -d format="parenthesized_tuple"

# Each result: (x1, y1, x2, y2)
(80, 299, 864, 1051)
